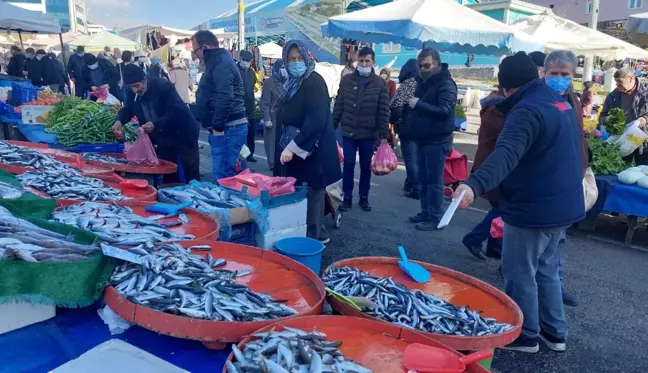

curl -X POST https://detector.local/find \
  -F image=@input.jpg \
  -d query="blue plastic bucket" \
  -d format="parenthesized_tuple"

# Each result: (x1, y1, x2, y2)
(274, 237, 324, 274)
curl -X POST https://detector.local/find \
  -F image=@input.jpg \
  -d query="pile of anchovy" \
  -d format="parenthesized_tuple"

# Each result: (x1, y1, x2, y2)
(0, 206, 98, 263)
(0, 141, 73, 172)
(0, 181, 22, 199)
(109, 243, 297, 321)
(324, 267, 515, 337)
(17, 170, 125, 201)
(158, 182, 247, 211)
(226, 327, 372, 373)
(52, 202, 194, 247)
(82, 152, 128, 165)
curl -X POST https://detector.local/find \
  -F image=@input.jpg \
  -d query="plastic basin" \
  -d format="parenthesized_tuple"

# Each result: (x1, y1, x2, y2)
(275, 237, 324, 274)
(224, 316, 491, 373)
(82, 152, 177, 175)
(104, 240, 326, 349)
(24, 180, 157, 202)
(324, 257, 523, 351)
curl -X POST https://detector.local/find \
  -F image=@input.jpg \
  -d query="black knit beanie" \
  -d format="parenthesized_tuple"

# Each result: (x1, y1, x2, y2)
(122, 64, 147, 85)
(528, 51, 546, 67)
(498, 52, 539, 89)
(83, 53, 97, 65)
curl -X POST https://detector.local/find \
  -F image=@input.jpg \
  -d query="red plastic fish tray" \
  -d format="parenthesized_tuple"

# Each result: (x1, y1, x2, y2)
(81, 152, 177, 175)
(24, 180, 157, 202)
(104, 240, 326, 349)
(324, 257, 523, 351)
(224, 316, 491, 373)
(55, 200, 220, 241)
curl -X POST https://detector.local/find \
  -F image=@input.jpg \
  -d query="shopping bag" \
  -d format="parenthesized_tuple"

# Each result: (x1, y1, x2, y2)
(371, 142, 398, 176)
(491, 217, 504, 239)
(583, 167, 598, 212)
(337, 141, 344, 163)
(252, 176, 296, 197)
(124, 127, 159, 166)
(607, 120, 648, 157)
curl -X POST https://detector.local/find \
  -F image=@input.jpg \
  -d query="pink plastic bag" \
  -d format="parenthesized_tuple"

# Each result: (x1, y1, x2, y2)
(337, 142, 344, 163)
(371, 142, 398, 176)
(252, 176, 296, 197)
(124, 127, 159, 166)
(491, 217, 504, 239)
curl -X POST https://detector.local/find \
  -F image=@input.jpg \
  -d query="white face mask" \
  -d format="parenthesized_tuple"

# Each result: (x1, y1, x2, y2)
(88, 62, 99, 70)
(357, 65, 372, 77)
(240, 61, 251, 69)
(36, 55, 44, 61)
(380, 74, 389, 80)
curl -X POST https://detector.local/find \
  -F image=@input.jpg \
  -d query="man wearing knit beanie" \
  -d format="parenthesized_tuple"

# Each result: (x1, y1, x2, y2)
(453, 51, 585, 353)
(529, 51, 547, 78)
(112, 63, 201, 184)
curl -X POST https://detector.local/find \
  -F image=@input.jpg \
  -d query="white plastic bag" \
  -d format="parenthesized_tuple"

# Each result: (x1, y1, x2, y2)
(103, 93, 120, 106)
(618, 169, 645, 184)
(97, 305, 132, 335)
(583, 167, 598, 212)
(638, 176, 648, 189)
(607, 120, 648, 157)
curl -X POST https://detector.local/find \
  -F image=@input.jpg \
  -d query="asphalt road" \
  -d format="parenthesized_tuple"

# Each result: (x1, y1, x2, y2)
(196, 114, 648, 373)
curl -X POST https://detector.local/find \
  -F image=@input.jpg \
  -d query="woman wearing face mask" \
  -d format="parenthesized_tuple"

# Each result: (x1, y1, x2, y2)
(259, 59, 287, 171)
(379, 67, 396, 101)
(276, 40, 342, 242)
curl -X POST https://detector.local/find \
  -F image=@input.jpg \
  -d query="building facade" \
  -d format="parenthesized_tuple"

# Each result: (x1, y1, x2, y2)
(3, 0, 87, 33)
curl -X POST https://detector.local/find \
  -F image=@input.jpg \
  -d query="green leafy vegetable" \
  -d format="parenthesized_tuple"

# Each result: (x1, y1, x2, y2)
(45, 98, 120, 146)
(455, 104, 466, 120)
(604, 108, 626, 136)
(588, 137, 631, 175)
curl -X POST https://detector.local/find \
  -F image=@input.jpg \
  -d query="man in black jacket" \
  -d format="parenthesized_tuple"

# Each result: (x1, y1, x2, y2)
(7, 46, 26, 78)
(27, 49, 54, 87)
(82, 53, 122, 102)
(333, 46, 389, 212)
(192, 30, 248, 180)
(49, 52, 70, 94)
(238, 50, 258, 162)
(407, 48, 458, 231)
(68, 46, 86, 97)
(113, 64, 200, 183)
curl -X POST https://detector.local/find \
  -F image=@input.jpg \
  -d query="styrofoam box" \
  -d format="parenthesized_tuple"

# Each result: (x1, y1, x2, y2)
(0, 302, 55, 335)
(51, 339, 189, 373)
(21, 105, 53, 124)
(265, 198, 307, 232)
(256, 224, 307, 251)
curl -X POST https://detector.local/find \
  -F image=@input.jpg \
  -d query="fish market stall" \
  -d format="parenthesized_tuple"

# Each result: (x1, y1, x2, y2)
(104, 240, 326, 349)
(323, 257, 523, 369)
(225, 316, 490, 373)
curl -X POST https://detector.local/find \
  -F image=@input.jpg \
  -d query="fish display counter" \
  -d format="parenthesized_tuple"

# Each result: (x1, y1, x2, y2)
(104, 240, 326, 349)
(322, 257, 523, 360)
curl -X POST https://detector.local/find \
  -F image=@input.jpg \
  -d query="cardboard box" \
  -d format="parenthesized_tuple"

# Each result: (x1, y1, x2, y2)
(229, 206, 253, 225)
(21, 105, 53, 124)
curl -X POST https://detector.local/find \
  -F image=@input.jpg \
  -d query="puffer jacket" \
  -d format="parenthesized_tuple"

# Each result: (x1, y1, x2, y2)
(195, 48, 247, 132)
(332, 71, 389, 140)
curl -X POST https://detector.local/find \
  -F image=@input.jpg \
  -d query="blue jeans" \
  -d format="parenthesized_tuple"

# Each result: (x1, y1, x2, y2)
(209, 124, 248, 180)
(502, 223, 568, 340)
(401, 139, 419, 192)
(463, 204, 502, 256)
(417, 138, 452, 222)
(342, 138, 374, 199)
(558, 230, 567, 290)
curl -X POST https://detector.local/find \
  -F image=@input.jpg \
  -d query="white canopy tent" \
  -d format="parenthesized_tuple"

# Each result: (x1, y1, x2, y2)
(118, 25, 194, 46)
(258, 42, 283, 59)
(511, 10, 648, 60)
(63, 32, 142, 52)
(0, 2, 61, 35)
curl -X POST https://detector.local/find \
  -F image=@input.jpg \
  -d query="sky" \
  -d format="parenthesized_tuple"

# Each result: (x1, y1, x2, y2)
(86, 0, 239, 30)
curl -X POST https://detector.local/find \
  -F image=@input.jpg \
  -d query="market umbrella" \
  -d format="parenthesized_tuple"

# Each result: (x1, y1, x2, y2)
(625, 12, 648, 47)
(320, 0, 544, 56)
(258, 42, 283, 59)
(64, 32, 142, 52)
(511, 10, 648, 60)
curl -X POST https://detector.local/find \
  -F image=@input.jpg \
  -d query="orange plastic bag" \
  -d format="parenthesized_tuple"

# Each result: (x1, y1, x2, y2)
(337, 141, 344, 163)
(371, 142, 398, 176)
(491, 217, 504, 239)
(124, 127, 159, 166)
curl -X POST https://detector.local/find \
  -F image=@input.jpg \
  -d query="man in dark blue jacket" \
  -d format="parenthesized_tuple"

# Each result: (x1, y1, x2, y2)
(238, 50, 258, 163)
(113, 64, 200, 184)
(192, 30, 248, 180)
(67, 46, 86, 97)
(407, 48, 457, 231)
(454, 52, 585, 354)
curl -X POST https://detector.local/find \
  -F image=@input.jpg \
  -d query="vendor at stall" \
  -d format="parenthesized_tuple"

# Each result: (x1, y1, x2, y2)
(113, 64, 200, 184)
(82, 53, 122, 102)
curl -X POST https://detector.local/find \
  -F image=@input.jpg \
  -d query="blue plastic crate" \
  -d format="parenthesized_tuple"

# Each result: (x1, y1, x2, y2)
(220, 222, 256, 245)
(11, 82, 42, 106)
(49, 142, 125, 153)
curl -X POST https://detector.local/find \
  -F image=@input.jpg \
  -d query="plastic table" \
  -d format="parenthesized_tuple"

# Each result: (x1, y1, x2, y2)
(0, 304, 229, 373)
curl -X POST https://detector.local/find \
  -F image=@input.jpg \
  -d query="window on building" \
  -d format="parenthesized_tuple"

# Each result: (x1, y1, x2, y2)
(586, 0, 593, 14)
(629, 0, 644, 9)
(0, 0, 42, 3)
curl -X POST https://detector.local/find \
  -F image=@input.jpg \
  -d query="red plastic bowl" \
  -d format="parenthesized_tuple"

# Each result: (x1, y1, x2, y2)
(324, 257, 523, 351)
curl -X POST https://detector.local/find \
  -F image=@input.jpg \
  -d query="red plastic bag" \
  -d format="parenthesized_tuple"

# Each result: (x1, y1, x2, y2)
(371, 142, 398, 176)
(124, 127, 159, 166)
(252, 176, 296, 197)
(491, 217, 504, 239)
(337, 142, 344, 163)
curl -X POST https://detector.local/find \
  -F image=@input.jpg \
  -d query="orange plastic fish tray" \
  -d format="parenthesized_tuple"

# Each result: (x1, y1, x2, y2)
(82, 153, 177, 175)
(225, 316, 490, 373)
(55, 200, 220, 241)
(324, 257, 523, 351)
(24, 180, 157, 202)
(3, 140, 77, 158)
(104, 241, 326, 349)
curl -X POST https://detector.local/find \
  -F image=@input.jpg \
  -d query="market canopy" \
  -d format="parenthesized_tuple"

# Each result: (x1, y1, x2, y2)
(64, 32, 142, 52)
(258, 42, 283, 59)
(511, 10, 648, 60)
(0, 2, 61, 34)
(118, 25, 195, 45)
(625, 12, 648, 46)
(320, 0, 544, 55)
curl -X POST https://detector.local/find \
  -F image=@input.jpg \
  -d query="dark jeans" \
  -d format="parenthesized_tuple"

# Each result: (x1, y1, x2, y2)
(157, 144, 201, 184)
(247, 118, 257, 155)
(463, 203, 502, 256)
(400, 139, 419, 192)
(342, 138, 374, 199)
(417, 137, 452, 222)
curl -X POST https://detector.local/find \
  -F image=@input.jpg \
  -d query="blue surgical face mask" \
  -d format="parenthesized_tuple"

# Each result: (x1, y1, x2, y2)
(546, 76, 572, 94)
(357, 65, 372, 77)
(287, 61, 307, 77)
(76, 52, 83, 57)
